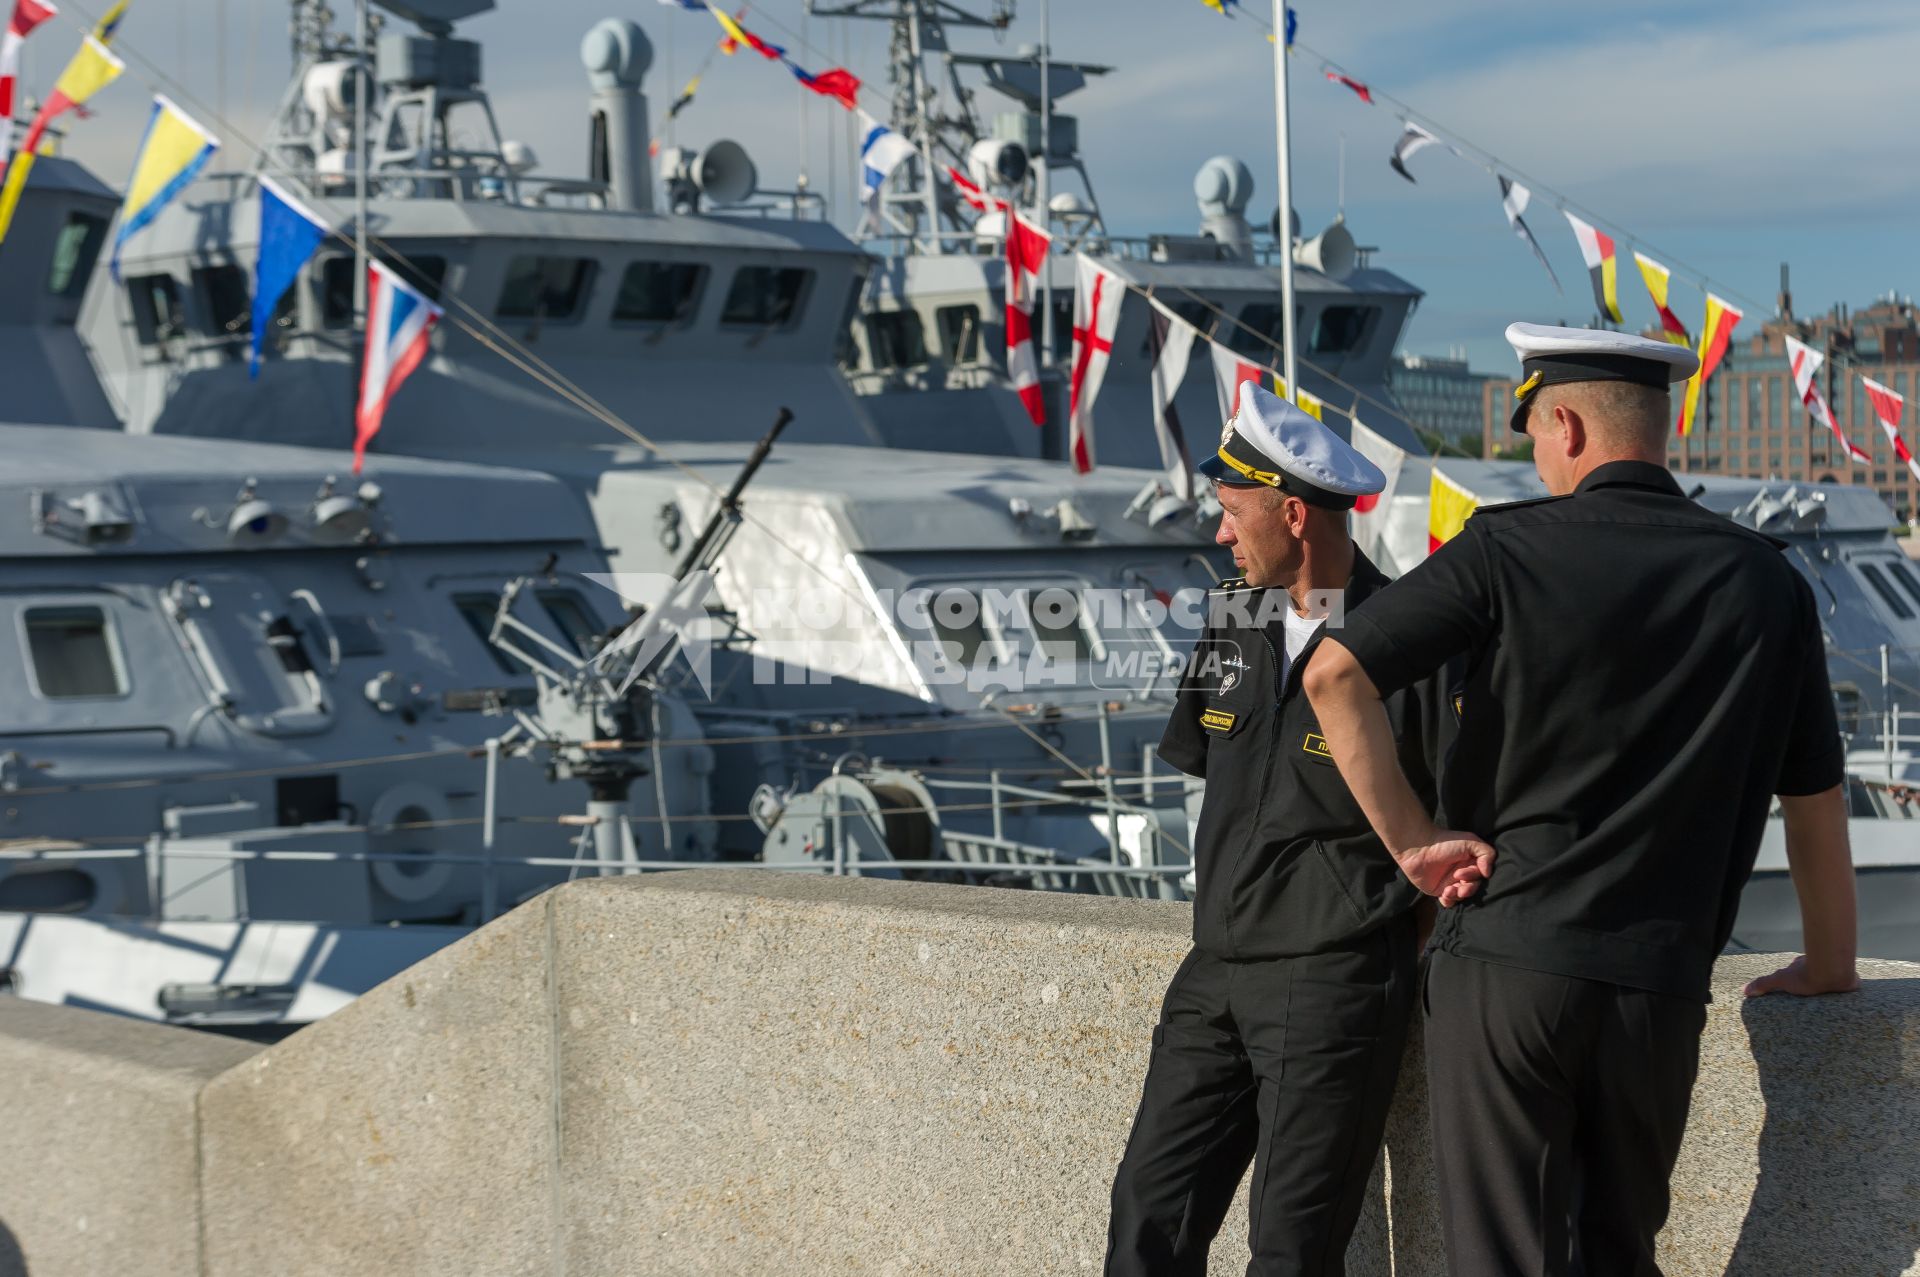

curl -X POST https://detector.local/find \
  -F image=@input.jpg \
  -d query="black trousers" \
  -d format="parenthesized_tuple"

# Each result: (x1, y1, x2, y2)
(1423, 950, 1709, 1277)
(1106, 920, 1415, 1277)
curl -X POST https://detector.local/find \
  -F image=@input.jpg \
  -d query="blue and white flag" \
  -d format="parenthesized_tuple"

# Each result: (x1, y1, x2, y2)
(857, 109, 913, 206)
(655, 0, 707, 9)
(353, 258, 442, 475)
(250, 175, 330, 377)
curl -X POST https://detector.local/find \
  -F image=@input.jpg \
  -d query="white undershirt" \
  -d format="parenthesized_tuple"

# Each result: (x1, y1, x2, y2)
(1281, 604, 1323, 668)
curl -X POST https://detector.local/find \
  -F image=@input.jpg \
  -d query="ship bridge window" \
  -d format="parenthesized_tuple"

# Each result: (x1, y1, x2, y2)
(127, 273, 185, 345)
(1311, 305, 1377, 355)
(915, 586, 1104, 675)
(497, 255, 594, 321)
(322, 254, 447, 328)
(453, 593, 523, 676)
(24, 606, 127, 699)
(936, 304, 980, 364)
(1856, 562, 1915, 621)
(924, 589, 1002, 669)
(1031, 593, 1098, 664)
(721, 266, 810, 328)
(536, 589, 605, 657)
(612, 261, 706, 325)
(1885, 560, 1920, 612)
(47, 212, 107, 298)
(194, 264, 251, 340)
(1227, 303, 1286, 359)
(834, 274, 865, 370)
(865, 309, 927, 369)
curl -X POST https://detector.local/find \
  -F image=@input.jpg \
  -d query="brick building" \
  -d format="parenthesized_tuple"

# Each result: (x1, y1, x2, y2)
(1479, 289, 1920, 522)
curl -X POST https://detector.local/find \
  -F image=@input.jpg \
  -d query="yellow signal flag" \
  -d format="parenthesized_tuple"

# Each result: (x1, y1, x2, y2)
(0, 35, 127, 245)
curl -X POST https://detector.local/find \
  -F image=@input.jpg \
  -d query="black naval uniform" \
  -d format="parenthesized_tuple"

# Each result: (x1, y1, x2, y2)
(1106, 552, 1451, 1277)
(1332, 461, 1845, 1276)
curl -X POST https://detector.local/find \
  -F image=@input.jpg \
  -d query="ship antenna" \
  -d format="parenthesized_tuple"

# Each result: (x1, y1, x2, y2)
(1269, 0, 1299, 405)
(354, 0, 371, 328)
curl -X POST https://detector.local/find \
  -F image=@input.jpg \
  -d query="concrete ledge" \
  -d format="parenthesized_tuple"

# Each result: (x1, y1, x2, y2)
(5, 873, 1918, 1275)
(197, 891, 558, 1277)
(0, 998, 259, 1277)
(548, 871, 1219, 1275)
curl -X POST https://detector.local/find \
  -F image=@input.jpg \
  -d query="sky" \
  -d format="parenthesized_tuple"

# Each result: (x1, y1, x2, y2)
(26, 0, 1920, 371)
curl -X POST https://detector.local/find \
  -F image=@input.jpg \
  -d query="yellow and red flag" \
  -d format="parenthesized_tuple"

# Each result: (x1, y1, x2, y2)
(1675, 293, 1743, 438)
(1428, 469, 1478, 554)
(1272, 374, 1324, 421)
(1633, 251, 1690, 347)
(0, 0, 59, 184)
(1563, 211, 1622, 325)
(712, 7, 782, 59)
(0, 32, 124, 244)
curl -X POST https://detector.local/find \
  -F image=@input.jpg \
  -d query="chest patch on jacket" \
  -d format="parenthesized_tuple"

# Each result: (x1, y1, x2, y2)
(1200, 708, 1237, 735)
(1302, 732, 1334, 761)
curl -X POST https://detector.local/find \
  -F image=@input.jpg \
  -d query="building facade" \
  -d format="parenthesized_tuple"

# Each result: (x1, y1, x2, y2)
(1389, 353, 1496, 446)
(1480, 295, 1920, 523)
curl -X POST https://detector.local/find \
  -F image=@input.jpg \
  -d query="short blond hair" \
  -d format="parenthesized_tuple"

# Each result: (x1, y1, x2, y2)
(1534, 380, 1669, 451)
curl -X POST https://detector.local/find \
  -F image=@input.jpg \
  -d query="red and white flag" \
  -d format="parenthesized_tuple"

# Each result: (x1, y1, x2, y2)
(1066, 254, 1122, 473)
(946, 164, 991, 212)
(1323, 70, 1371, 103)
(1347, 418, 1405, 561)
(1004, 207, 1049, 428)
(1785, 336, 1871, 465)
(0, 0, 58, 179)
(1209, 343, 1265, 424)
(1863, 376, 1920, 482)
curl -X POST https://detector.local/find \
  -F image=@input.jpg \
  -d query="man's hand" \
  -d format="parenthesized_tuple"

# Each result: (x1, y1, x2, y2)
(1742, 953, 1861, 998)
(1395, 832, 1496, 906)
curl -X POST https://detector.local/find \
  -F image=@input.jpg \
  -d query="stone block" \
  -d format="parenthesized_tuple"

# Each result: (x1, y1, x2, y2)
(197, 895, 558, 1276)
(544, 870, 1403, 1276)
(0, 998, 257, 1277)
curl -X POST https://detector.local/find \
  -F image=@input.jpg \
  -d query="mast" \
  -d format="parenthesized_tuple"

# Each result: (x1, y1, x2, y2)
(354, 0, 370, 324)
(806, 0, 1016, 250)
(1270, 0, 1298, 404)
(904, 4, 941, 251)
(1036, 0, 1050, 366)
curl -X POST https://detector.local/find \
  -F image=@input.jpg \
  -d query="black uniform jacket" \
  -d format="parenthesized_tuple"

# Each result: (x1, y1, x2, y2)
(1337, 462, 1845, 1001)
(1159, 551, 1451, 961)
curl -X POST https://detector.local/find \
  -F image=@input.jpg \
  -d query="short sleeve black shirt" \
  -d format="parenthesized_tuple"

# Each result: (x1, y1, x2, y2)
(1334, 461, 1844, 1000)
(1159, 552, 1452, 959)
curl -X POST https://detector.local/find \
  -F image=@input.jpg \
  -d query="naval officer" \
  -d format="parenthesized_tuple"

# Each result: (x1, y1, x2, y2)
(1106, 384, 1456, 1276)
(1303, 323, 1861, 1276)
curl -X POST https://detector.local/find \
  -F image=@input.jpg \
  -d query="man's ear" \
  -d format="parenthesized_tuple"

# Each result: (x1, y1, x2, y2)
(1286, 494, 1312, 534)
(1554, 401, 1588, 457)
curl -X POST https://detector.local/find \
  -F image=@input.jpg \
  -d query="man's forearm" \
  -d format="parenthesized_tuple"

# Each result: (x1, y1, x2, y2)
(1779, 785, 1858, 980)
(1303, 640, 1435, 856)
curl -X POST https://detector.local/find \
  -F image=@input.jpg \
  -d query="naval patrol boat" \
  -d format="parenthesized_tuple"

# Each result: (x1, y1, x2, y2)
(7, 1, 1911, 1030)
(819, 0, 1429, 465)
(8, 0, 1253, 1023)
